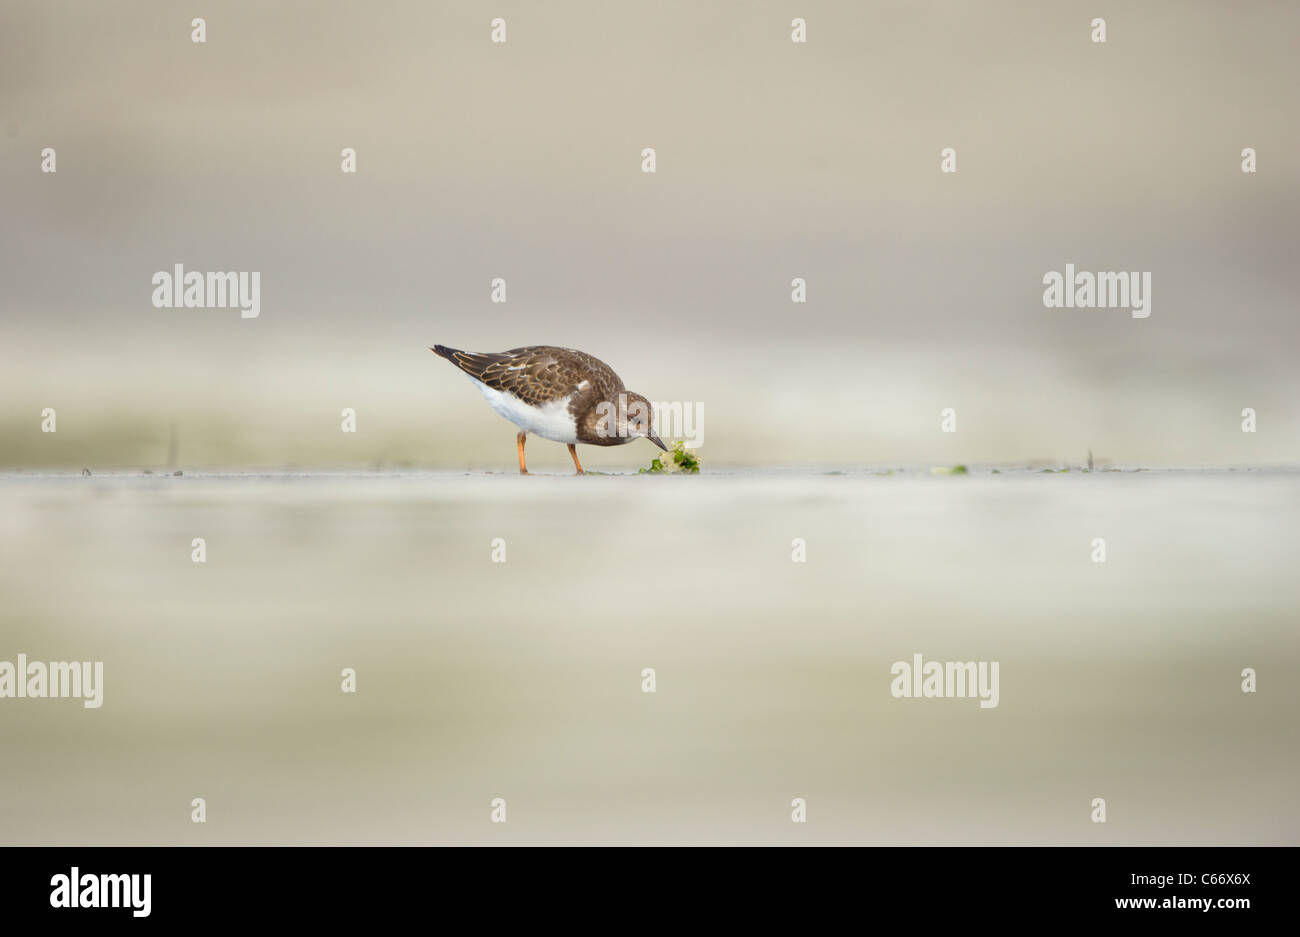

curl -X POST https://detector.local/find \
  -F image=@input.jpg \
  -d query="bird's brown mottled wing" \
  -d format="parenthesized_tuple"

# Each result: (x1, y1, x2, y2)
(436, 345, 624, 407)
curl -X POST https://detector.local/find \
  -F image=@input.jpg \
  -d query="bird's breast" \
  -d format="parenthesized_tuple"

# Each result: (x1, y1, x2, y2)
(469, 378, 579, 444)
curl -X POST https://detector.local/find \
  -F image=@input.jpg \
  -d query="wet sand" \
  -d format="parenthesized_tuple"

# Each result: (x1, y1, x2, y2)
(1, 468, 1297, 844)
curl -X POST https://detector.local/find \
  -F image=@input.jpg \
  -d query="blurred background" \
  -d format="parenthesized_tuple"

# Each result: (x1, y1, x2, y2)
(2, 0, 1298, 471)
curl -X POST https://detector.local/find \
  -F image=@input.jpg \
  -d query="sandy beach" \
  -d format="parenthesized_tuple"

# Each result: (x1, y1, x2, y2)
(1, 467, 1295, 844)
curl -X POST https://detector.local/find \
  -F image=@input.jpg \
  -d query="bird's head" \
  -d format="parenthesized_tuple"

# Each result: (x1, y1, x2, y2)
(603, 392, 667, 450)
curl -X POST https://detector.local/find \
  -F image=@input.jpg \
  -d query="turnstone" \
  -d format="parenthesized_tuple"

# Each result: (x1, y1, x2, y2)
(431, 345, 668, 474)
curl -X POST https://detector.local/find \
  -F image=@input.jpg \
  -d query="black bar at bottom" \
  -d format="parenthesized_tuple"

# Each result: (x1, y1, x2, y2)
(0, 845, 1281, 923)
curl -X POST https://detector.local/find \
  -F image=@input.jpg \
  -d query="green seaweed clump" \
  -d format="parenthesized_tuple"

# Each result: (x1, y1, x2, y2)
(640, 441, 700, 474)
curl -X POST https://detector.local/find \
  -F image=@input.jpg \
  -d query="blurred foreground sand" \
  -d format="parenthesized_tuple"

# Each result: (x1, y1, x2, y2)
(0, 468, 1296, 844)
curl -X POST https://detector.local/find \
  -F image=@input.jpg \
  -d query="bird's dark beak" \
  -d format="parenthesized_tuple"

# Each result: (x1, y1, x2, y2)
(648, 433, 668, 451)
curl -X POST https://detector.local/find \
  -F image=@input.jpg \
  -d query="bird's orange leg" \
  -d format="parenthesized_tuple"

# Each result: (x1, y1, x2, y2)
(517, 431, 529, 475)
(568, 444, 585, 475)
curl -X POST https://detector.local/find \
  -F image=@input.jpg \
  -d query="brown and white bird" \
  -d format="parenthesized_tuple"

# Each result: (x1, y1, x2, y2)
(431, 345, 667, 474)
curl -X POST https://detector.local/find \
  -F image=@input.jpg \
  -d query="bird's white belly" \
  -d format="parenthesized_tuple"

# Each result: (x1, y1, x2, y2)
(469, 377, 578, 444)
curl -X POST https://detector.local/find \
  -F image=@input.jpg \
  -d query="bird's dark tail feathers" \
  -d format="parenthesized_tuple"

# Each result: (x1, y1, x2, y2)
(430, 344, 460, 361)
